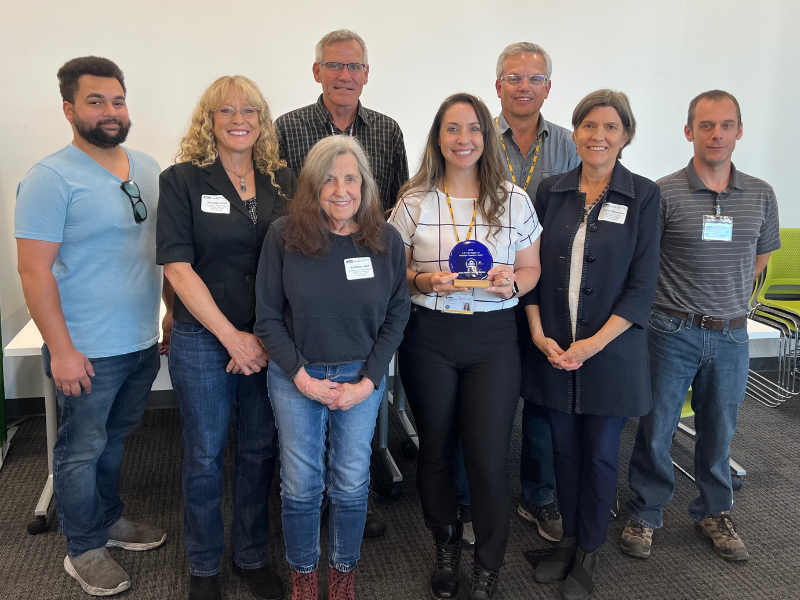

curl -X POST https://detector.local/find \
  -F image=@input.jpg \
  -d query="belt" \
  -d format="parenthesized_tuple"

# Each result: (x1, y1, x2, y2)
(657, 307, 747, 331)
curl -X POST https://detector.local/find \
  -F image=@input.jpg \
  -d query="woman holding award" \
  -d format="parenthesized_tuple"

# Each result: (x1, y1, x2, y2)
(522, 90, 660, 600)
(389, 93, 541, 600)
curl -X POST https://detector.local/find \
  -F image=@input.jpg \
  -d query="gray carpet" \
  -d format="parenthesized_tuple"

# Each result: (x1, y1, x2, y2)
(1, 386, 799, 600)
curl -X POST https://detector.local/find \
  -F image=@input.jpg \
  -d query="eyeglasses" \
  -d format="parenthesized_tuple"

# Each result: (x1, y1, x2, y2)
(499, 74, 549, 87)
(212, 106, 261, 119)
(318, 62, 367, 73)
(120, 180, 147, 223)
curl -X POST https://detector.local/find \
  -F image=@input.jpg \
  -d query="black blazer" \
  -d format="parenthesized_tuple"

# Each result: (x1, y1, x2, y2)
(521, 161, 661, 417)
(156, 158, 295, 325)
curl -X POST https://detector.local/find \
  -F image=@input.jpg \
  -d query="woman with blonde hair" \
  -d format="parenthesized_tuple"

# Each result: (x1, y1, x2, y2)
(390, 93, 542, 600)
(157, 75, 294, 600)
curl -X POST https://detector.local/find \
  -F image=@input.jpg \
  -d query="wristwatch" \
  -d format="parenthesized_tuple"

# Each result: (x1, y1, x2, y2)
(510, 282, 520, 298)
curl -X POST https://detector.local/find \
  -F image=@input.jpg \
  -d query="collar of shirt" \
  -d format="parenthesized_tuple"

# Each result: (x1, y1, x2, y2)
(312, 94, 373, 131)
(496, 111, 550, 146)
(550, 160, 636, 199)
(685, 158, 746, 194)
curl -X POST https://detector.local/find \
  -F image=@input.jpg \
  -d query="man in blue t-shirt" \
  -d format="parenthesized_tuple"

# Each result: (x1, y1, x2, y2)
(15, 57, 169, 597)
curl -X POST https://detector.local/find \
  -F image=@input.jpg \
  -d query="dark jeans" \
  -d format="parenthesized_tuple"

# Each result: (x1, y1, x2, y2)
(44, 343, 159, 557)
(399, 307, 520, 570)
(169, 320, 278, 576)
(516, 304, 557, 507)
(627, 309, 750, 528)
(549, 409, 627, 553)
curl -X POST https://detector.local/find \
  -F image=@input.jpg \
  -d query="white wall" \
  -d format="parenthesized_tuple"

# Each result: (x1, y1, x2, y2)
(1, 0, 798, 398)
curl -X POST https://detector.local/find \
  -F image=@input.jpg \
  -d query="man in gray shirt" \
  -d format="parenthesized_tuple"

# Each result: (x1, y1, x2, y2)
(621, 91, 780, 562)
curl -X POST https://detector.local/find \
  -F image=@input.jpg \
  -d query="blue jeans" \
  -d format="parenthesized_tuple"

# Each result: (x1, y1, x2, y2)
(627, 309, 750, 528)
(268, 360, 384, 573)
(520, 401, 557, 506)
(169, 320, 278, 576)
(44, 343, 159, 558)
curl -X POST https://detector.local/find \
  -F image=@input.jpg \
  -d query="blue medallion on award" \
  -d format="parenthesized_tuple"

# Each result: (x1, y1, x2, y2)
(449, 240, 493, 288)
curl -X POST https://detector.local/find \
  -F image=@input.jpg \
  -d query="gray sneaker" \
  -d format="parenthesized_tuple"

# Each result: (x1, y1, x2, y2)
(459, 504, 475, 546)
(695, 513, 749, 561)
(518, 499, 563, 542)
(64, 547, 130, 596)
(620, 519, 653, 559)
(107, 516, 166, 551)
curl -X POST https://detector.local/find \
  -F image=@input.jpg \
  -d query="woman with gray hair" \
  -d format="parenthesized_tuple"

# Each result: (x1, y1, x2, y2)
(254, 135, 409, 600)
(521, 89, 661, 599)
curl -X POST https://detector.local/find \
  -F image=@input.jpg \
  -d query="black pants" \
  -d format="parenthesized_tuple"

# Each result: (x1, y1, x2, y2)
(548, 409, 627, 553)
(399, 307, 520, 569)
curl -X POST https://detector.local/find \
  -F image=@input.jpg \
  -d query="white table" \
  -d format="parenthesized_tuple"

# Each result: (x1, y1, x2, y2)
(3, 306, 170, 532)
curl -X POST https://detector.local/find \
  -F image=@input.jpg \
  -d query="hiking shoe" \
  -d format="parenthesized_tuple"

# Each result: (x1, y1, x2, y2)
(290, 570, 318, 600)
(620, 520, 653, 559)
(459, 504, 475, 546)
(64, 547, 130, 596)
(695, 513, 749, 561)
(328, 567, 356, 600)
(106, 516, 166, 551)
(518, 499, 563, 542)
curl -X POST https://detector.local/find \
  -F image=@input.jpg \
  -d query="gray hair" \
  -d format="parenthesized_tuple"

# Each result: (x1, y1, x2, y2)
(315, 29, 369, 65)
(304, 135, 379, 217)
(495, 42, 552, 79)
(687, 90, 741, 129)
(571, 89, 637, 159)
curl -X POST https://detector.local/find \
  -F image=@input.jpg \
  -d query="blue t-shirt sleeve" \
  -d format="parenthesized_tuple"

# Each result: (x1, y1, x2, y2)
(15, 164, 72, 242)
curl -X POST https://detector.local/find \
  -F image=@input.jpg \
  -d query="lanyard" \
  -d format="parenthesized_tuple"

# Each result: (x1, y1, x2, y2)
(330, 121, 355, 137)
(444, 186, 477, 242)
(495, 117, 541, 192)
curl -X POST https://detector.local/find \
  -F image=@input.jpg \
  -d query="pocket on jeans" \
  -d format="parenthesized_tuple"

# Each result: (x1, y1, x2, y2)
(647, 310, 682, 335)
(725, 326, 749, 345)
(171, 320, 206, 335)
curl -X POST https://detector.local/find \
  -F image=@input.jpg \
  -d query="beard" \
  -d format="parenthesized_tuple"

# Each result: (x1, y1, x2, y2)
(73, 115, 132, 149)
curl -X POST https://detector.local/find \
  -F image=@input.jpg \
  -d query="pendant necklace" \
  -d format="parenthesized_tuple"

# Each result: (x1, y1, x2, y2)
(223, 164, 254, 193)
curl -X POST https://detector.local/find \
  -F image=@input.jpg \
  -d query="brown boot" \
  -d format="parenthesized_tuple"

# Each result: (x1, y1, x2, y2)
(328, 567, 356, 600)
(291, 569, 318, 600)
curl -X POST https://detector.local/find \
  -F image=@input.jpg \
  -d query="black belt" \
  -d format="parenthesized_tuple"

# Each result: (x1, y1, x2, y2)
(658, 307, 747, 331)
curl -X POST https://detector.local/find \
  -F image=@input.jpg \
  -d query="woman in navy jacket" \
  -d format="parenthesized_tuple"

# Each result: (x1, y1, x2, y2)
(522, 90, 661, 600)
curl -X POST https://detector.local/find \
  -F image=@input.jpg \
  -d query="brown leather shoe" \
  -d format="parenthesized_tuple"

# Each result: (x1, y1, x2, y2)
(291, 569, 318, 600)
(328, 567, 356, 600)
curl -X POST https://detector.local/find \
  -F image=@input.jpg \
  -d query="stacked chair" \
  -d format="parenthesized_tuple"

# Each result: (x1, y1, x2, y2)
(747, 228, 800, 406)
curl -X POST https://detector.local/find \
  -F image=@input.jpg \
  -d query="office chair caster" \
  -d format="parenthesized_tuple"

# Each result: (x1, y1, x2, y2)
(732, 475, 743, 492)
(27, 515, 48, 535)
(401, 439, 418, 458)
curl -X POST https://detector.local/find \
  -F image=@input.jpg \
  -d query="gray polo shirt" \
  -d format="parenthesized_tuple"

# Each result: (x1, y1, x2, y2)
(495, 112, 579, 198)
(654, 159, 781, 319)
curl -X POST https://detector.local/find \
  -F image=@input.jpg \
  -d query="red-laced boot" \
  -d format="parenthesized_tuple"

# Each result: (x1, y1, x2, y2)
(291, 569, 318, 600)
(328, 567, 356, 600)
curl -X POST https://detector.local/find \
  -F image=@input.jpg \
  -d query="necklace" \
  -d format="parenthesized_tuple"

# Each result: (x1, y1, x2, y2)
(223, 164, 254, 193)
(577, 170, 611, 217)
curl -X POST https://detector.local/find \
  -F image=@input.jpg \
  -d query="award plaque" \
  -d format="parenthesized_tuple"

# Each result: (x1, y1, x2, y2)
(449, 240, 492, 288)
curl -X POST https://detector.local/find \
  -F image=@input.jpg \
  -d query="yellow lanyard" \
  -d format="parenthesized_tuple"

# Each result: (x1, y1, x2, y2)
(444, 187, 477, 242)
(495, 117, 541, 192)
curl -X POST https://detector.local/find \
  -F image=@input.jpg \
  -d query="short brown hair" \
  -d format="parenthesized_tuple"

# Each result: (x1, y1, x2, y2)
(687, 90, 741, 130)
(572, 89, 636, 160)
(57, 56, 125, 103)
(284, 136, 385, 257)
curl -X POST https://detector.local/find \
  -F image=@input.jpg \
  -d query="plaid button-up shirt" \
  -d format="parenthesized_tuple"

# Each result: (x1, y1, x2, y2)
(275, 95, 409, 212)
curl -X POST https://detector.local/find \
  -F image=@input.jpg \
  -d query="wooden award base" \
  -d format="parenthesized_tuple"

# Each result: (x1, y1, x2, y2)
(453, 279, 491, 288)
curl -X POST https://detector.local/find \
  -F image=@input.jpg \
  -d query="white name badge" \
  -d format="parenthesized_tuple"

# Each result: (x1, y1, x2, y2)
(702, 215, 733, 241)
(201, 195, 230, 214)
(443, 290, 474, 314)
(598, 202, 628, 224)
(344, 257, 374, 280)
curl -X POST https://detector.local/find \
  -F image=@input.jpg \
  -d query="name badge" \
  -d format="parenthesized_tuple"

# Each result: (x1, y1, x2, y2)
(598, 202, 628, 224)
(201, 195, 230, 214)
(443, 290, 474, 314)
(702, 215, 733, 241)
(344, 257, 374, 280)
